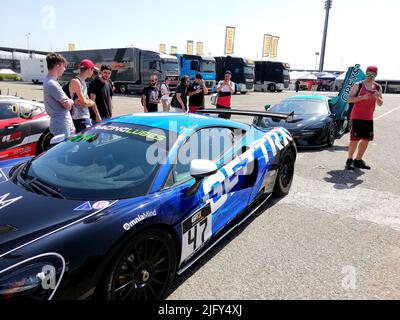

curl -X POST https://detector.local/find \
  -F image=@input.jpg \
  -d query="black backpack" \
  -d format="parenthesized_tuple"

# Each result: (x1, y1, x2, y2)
(62, 77, 79, 100)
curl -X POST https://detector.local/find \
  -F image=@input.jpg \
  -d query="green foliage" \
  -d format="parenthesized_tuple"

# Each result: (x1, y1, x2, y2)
(0, 74, 22, 81)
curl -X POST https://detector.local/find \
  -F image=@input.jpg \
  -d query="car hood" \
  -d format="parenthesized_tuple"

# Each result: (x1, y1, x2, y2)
(262, 114, 328, 131)
(0, 175, 119, 256)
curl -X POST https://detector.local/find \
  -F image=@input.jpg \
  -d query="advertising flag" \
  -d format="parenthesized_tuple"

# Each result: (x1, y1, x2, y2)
(224, 27, 235, 55)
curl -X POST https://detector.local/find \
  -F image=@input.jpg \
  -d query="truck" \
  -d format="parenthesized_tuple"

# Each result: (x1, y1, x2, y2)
(175, 54, 216, 92)
(58, 48, 180, 94)
(214, 56, 255, 94)
(254, 61, 290, 92)
(20, 57, 48, 84)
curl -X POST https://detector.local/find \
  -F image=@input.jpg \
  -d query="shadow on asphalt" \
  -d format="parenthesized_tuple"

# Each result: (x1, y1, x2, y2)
(297, 144, 348, 154)
(168, 195, 284, 297)
(324, 168, 365, 189)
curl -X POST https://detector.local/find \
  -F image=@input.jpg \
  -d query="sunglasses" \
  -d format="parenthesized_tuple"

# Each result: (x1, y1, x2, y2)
(365, 73, 377, 78)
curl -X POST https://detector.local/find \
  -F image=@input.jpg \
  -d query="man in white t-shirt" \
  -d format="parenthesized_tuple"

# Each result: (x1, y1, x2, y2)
(160, 77, 171, 112)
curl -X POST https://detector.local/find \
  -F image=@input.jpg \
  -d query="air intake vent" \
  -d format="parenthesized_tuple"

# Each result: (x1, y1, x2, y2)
(0, 225, 17, 236)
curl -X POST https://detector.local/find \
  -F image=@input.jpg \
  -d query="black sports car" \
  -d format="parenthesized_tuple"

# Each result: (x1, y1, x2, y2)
(255, 95, 337, 147)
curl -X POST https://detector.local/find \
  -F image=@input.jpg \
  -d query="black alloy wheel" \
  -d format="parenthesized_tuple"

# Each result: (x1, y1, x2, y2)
(327, 124, 336, 147)
(119, 84, 127, 94)
(273, 149, 295, 197)
(103, 229, 177, 301)
(36, 131, 54, 155)
(269, 84, 277, 92)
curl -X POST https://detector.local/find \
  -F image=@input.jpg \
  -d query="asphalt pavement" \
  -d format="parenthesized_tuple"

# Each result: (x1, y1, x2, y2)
(1, 81, 399, 299)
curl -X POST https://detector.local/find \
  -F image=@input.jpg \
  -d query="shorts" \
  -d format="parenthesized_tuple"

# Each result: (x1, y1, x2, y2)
(146, 104, 159, 113)
(350, 119, 374, 141)
(73, 118, 93, 133)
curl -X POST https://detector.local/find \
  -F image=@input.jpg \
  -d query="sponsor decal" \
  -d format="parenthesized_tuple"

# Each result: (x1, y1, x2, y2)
(0, 193, 23, 211)
(123, 210, 157, 231)
(0, 169, 8, 184)
(74, 202, 92, 212)
(0, 132, 23, 145)
(94, 125, 166, 141)
(93, 201, 111, 210)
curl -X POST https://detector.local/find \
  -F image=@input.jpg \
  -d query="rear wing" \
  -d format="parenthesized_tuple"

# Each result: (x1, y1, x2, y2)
(196, 108, 294, 122)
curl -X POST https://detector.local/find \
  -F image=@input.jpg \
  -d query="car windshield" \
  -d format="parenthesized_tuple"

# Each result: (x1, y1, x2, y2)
(200, 61, 215, 73)
(244, 66, 254, 76)
(26, 123, 173, 200)
(162, 60, 179, 73)
(268, 99, 328, 115)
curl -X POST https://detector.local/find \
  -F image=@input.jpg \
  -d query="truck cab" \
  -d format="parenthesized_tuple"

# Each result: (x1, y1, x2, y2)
(176, 54, 216, 92)
(254, 61, 290, 93)
(214, 56, 255, 94)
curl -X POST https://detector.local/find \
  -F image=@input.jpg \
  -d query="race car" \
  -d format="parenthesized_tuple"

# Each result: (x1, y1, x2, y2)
(0, 111, 296, 300)
(255, 95, 338, 147)
(0, 96, 52, 160)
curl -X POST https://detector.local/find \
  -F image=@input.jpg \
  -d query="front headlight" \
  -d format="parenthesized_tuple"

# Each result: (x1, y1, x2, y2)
(0, 253, 65, 300)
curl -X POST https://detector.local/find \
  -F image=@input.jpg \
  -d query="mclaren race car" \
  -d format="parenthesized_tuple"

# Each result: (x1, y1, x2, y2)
(0, 110, 296, 300)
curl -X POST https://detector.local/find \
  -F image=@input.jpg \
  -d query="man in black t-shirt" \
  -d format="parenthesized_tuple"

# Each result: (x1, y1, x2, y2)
(89, 65, 114, 123)
(142, 75, 161, 113)
(188, 73, 208, 113)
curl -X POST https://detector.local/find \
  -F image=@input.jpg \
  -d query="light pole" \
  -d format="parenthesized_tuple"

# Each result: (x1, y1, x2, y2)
(319, 0, 332, 72)
(25, 32, 31, 57)
(315, 52, 320, 71)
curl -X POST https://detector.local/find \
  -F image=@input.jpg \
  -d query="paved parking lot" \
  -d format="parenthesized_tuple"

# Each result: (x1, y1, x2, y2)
(2, 81, 400, 299)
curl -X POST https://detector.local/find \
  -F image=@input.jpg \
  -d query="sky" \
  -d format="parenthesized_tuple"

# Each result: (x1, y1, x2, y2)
(0, 0, 398, 74)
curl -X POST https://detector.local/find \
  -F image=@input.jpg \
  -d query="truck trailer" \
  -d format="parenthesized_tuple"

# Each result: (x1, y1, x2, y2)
(214, 56, 255, 94)
(20, 57, 48, 84)
(59, 48, 180, 94)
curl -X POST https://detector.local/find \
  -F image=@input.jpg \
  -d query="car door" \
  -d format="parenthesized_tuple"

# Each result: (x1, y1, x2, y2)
(0, 101, 31, 153)
(164, 127, 255, 265)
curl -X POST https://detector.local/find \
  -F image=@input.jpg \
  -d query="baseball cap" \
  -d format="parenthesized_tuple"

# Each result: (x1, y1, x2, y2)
(80, 59, 95, 69)
(366, 66, 378, 74)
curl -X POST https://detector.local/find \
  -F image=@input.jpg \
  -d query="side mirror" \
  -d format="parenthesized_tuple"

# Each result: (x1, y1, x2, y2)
(186, 159, 218, 197)
(21, 112, 32, 119)
(264, 105, 271, 111)
(50, 134, 66, 146)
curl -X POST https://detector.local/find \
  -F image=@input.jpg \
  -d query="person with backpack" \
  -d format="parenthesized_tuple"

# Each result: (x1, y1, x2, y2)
(160, 77, 171, 112)
(345, 66, 383, 170)
(43, 53, 75, 138)
(68, 59, 99, 133)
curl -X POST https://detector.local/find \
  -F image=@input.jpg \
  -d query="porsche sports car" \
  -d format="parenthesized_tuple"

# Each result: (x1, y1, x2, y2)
(0, 111, 296, 300)
(0, 96, 52, 160)
(255, 95, 338, 147)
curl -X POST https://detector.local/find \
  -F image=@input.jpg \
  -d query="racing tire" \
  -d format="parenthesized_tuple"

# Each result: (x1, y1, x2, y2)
(327, 124, 336, 147)
(240, 91, 247, 95)
(36, 130, 54, 155)
(273, 149, 295, 197)
(118, 84, 127, 94)
(268, 84, 276, 93)
(102, 228, 177, 301)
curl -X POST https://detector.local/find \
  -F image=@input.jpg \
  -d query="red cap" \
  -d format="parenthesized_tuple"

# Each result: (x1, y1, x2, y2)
(80, 59, 95, 69)
(366, 66, 378, 74)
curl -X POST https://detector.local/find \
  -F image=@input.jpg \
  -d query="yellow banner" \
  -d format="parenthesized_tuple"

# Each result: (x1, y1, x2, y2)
(170, 46, 177, 55)
(271, 36, 280, 59)
(224, 27, 235, 55)
(196, 42, 204, 56)
(68, 43, 76, 52)
(187, 41, 194, 55)
(262, 34, 272, 58)
(159, 44, 166, 54)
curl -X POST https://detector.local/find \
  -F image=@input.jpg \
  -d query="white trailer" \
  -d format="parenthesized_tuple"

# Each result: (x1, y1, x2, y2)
(20, 57, 48, 84)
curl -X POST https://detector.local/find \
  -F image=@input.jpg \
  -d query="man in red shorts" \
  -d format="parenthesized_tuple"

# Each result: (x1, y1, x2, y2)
(346, 66, 384, 170)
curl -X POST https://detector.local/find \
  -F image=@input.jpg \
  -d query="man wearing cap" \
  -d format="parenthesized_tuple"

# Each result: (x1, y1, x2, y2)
(216, 70, 235, 119)
(346, 66, 383, 170)
(188, 73, 208, 113)
(69, 59, 100, 133)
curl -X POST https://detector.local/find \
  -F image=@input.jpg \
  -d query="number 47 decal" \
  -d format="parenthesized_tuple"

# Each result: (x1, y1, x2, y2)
(180, 203, 213, 264)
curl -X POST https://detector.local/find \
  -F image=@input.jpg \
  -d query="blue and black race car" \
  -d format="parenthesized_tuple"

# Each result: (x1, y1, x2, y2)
(0, 110, 296, 300)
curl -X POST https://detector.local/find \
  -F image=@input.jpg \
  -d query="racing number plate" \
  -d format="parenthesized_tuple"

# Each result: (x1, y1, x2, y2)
(181, 203, 213, 264)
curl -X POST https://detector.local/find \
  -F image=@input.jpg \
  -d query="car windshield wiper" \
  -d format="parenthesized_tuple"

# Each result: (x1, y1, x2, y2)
(25, 175, 66, 199)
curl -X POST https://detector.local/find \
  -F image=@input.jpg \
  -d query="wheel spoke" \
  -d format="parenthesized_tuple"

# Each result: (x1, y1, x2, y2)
(121, 286, 135, 300)
(154, 268, 169, 275)
(153, 256, 168, 268)
(148, 284, 157, 298)
(115, 280, 133, 294)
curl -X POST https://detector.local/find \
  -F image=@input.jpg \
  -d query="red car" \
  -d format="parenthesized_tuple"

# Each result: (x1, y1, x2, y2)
(0, 96, 52, 160)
